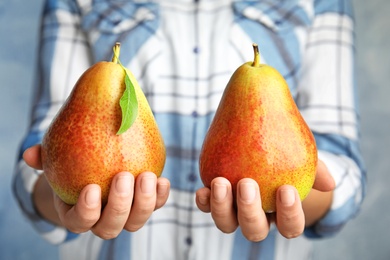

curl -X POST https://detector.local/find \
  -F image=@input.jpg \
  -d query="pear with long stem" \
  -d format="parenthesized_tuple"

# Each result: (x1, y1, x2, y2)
(199, 43, 317, 213)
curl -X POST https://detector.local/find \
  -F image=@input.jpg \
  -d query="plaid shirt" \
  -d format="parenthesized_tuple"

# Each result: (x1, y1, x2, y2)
(14, 0, 366, 259)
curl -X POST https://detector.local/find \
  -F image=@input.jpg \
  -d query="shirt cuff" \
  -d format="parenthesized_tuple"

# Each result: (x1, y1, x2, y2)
(304, 150, 364, 238)
(13, 159, 76, 244)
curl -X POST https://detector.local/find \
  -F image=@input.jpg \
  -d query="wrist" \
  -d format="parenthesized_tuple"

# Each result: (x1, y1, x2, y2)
(33, 174, 63, 226)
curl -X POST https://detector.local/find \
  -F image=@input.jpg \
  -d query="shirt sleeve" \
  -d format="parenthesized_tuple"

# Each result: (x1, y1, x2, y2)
(296, 0, 366, 238)
(12, 0, 93, 244)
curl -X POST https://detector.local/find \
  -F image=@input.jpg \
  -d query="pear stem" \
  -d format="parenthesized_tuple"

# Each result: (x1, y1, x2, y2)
(112, 42, 121, 63)
(251, 43, 261, 67)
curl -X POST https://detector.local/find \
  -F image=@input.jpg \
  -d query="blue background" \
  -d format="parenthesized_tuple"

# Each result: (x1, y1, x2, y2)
(1, 0, 389, 259)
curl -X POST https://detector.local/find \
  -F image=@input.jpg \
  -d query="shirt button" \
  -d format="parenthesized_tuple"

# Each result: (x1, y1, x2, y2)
(193, 46, 200, 54)
(185, 236, 192, 245)
(188, 172, 197, 182)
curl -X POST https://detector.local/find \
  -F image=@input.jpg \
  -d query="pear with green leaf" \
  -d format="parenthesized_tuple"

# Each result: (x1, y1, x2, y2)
(41, 43, 166, 205)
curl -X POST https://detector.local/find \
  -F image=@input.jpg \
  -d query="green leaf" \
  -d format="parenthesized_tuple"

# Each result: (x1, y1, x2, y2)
(111, 44, 138, 135)
(117, 71, 138, 135)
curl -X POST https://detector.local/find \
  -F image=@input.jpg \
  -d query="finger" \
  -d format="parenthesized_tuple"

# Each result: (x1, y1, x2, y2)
(55, 184, 102, 233)
(210, 177, 238, 233)
(275, 185, 305, 239)
(23, 145, 42, 169)
(91, 172, 134, 239)
(236, 179, 269, 242)
(155, 177, 170, 210)
(124, 172, 157, 232)
(313, 160, 335, 192)
(195, 187, 211, 213)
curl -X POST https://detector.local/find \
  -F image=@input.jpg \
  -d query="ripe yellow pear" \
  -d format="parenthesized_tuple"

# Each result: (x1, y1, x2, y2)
(199, 44, 317, 212)
(41, 43, 166, 205)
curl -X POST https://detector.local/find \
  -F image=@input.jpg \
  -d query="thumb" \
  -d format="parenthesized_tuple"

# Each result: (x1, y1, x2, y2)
(23, 144, 43, 170)
(312, 160, 335, 192)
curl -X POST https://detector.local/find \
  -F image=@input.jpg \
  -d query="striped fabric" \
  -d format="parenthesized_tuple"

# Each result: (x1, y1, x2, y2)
(13, 0, 365, 259)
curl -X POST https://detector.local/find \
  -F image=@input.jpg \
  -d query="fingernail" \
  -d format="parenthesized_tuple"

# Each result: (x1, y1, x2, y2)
(280, 188, 295, 207)
(141, 175, 156, 194)
(239, 182, 256, 203)
(116, 175, 132, 196)
(213, 183, 228, 202)
(85, 186, 100, 207)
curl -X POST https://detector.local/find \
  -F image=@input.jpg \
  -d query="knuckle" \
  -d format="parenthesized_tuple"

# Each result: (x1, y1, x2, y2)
(211, 207, 230, 220)
(239, 212, 260, 225)
(109, 204, 131, 216)
(123, 206, 154, 232)
(65, 221, 92, 234)
(281, 229, 304, 239)
(93, 229, 120, 240)
(136, 203, 155, 216)
(279, 210, 301, 224)
(155, 196, 169, 210)
(277, 212, 305, 239)
(217, 223, 237, 234)
(124, 222, 143, 232)
(244, 231, 268, 242)
(238, 210, 270, 242)
(140, 205, 153, 215)
(66, 226, 88, 234)
(63, 219, 96, 234)
(210, 207, 238, 233)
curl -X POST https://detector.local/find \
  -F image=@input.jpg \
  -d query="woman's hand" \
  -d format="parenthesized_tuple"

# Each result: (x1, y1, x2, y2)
(24, 145, 170, 239)
(195, 159, 335, 241)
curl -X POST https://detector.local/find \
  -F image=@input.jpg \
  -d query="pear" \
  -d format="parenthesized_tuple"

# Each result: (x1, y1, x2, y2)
(199, 44, 317, 213)
(41, 43, 166, 205)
